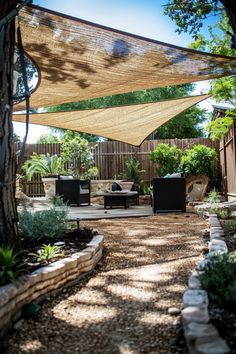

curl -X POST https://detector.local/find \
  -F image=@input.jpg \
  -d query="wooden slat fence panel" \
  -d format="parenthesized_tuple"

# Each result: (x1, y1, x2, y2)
(219, 124, 236, 199)
(16, 139, 219, 197)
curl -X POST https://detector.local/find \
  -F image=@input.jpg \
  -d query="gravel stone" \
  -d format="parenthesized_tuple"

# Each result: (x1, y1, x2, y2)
(1, 212, 207, 354)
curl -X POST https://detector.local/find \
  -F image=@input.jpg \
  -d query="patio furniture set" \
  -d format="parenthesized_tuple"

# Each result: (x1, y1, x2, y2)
(55, 176, 207, 212)
(56, 176, 208, 213)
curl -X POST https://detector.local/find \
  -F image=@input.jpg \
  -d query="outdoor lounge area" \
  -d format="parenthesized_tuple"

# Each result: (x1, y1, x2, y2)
(1, 1, 236, 354)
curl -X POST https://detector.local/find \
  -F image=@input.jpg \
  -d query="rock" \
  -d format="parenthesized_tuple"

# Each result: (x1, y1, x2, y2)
(183, 290, 208, 308)
(172, 319, 179, 326)
(196, 259, 211, 271)
(188, 273, 201, 289)
(13, 319, 25, 331)
(195, 337, 230, 354)
(185, 322, 218, 343)
(168, 307, 181, 315)
(182, 306, 209, 324)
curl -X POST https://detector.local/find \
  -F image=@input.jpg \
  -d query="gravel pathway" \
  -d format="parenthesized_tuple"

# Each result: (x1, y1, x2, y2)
(1, 212, 207, 354)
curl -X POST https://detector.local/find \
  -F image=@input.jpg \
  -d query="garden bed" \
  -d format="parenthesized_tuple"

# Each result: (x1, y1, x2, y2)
(208, 217, 236, 353)
(20, 227, 96, 272)
(0, 231, 104, 339)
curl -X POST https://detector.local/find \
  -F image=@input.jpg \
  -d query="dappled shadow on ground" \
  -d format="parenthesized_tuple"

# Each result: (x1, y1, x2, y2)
(1, 213, 207, 354)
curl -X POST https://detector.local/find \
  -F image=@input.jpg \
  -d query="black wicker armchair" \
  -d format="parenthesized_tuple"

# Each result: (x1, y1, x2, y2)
(56, 177, 90, 206)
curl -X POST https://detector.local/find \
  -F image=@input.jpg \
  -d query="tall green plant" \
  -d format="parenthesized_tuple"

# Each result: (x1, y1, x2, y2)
(119, 157, 145, 184)
(0, 247, 25, 286)
(60, 131, 98, 179)
(22, 153, 64, 180)
(149, 144, 182, 177)
(180, 144, 217, 180)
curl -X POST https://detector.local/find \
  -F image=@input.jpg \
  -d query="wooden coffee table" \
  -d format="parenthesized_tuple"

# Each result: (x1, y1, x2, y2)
(97, 192, 137, 209)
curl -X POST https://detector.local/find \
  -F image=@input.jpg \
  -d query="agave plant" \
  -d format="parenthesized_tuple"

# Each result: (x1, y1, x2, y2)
(29, 244, 64, 265)
(23, 153, 65, 180)
(0, 246, 25, 286)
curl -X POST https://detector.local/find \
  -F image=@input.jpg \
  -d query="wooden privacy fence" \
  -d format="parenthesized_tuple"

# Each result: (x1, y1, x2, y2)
(219, 123, 236, 200)
(16, 138, 219, 197)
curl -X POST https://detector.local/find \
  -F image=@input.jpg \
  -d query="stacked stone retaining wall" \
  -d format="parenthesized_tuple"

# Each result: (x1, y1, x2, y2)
(0, 235, 104, 338)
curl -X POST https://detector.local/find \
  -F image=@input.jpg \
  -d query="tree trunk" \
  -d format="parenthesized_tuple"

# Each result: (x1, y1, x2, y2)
(220, 0, 236, 37)
(0, 0, 19, 248)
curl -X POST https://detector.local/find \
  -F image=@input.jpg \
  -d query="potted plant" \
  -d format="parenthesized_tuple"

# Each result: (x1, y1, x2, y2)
(22, 153, 65, 199)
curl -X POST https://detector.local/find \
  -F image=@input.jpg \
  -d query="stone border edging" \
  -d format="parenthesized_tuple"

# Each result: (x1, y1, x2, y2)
(182, 214, 231, 354)
(0, 234, 104, 338)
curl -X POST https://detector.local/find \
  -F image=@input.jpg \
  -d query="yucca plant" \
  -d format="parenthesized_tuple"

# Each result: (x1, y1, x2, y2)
(29, 244, 64, 265)
(22, 153, 65, 180)
(0, 247, 25, 286)
(119, 157, 145, 184)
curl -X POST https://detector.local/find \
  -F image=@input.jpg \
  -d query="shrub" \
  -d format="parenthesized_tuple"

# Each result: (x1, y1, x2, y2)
(180, 144, 217, 180)
(200, 253, 236, 312)
(61, 131, 98, 179)
(215, 208, 232, 220)
(19, 207, 68, 241)
(149, 144, 182, 177)
(222, 219, 236, 233)
(0, 247, 25, 286)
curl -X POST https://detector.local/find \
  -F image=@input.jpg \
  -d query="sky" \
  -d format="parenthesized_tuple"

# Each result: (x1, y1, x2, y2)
(14, 0, 217, 142)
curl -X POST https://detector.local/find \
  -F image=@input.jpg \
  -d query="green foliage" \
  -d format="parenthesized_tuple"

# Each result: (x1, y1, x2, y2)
(60, 131, 98, 179)
(29, 244, 64, 265)
(208, 190, 220, 204)
(22, 153, 65, 180)
(222, 219, 236, 232)
(149, 144, 182, 177)
(47, 85, 195, 112)
(0, 247, 25, 286)
(164, 2, 233, 40)
(180, 144, 217, 179)
(206, 110, 235, 141)
(19, 207, 68, 241)
(215, 208, 232, 220)
(49, 194, 66, 207)
(119, 157, 145, 184)
(188, 14, 236, 102)
(36, 134, 60, 144)
(200, 253, 236, 311)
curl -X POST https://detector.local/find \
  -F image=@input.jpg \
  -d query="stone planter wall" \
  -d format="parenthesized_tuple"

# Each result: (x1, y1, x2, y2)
(0, 235, 104, 338)
(182, 215, 230, 353)
(90, 180, 118, 196)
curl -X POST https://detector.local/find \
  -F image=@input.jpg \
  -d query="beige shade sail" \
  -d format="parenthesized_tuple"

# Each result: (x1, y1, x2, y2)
(13, 94, 210, 146)
(14, 5, 236, 111)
